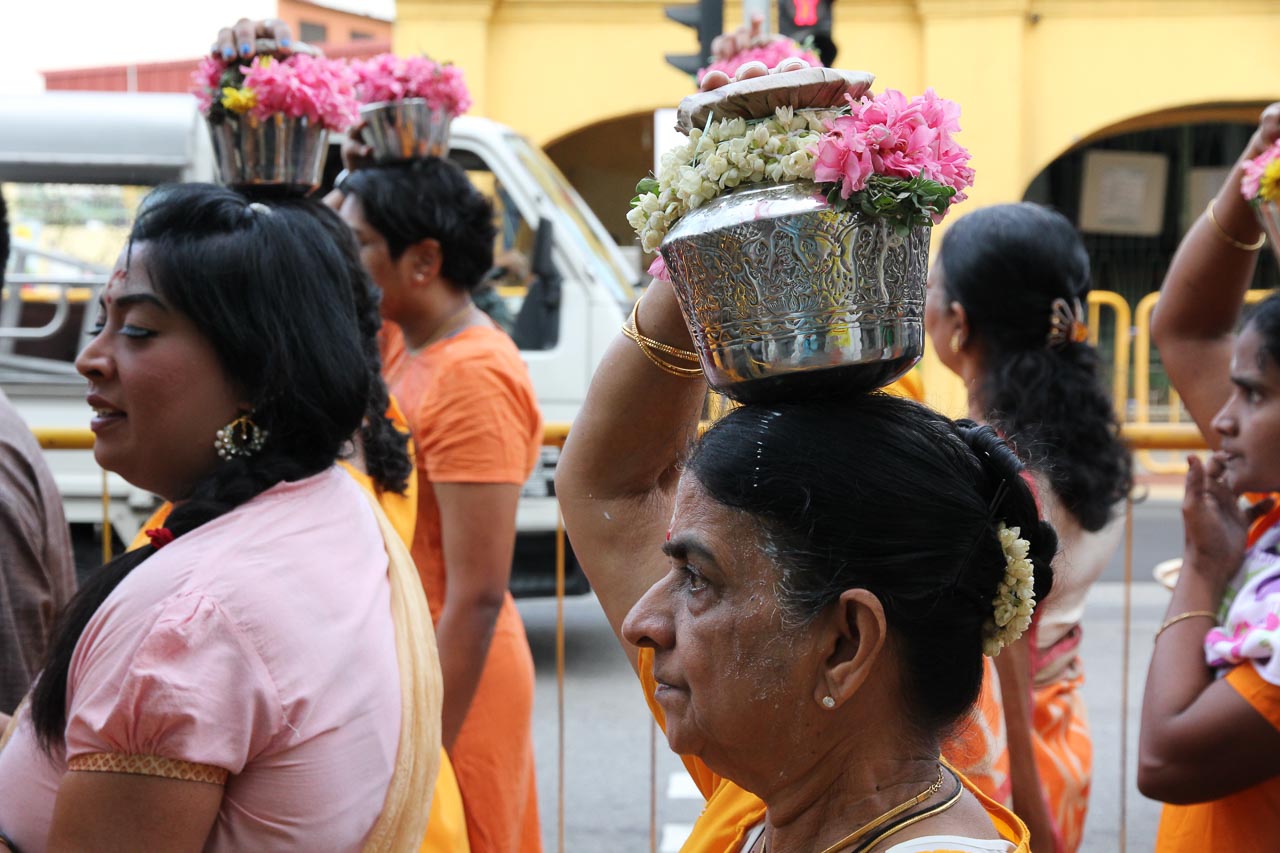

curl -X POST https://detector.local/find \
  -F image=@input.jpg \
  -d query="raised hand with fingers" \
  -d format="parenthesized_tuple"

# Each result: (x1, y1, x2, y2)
(1182, 454, 1256, 590)
(212, 17, 296, 63)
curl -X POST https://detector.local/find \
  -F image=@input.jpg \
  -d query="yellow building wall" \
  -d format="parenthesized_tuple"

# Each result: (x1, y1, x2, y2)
(394, 0, 1280, 415)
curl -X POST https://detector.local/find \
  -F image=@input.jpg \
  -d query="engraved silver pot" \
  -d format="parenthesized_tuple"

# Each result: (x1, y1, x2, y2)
(659, 180, 929, 402)
(360, 99, 453, 162)
(208, 113, 328, 192)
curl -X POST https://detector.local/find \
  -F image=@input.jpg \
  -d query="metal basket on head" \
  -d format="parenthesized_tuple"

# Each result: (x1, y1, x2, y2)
(360, 99, 454, 162)
(209, 113, 328, 193)
(660, 180, 929, 403)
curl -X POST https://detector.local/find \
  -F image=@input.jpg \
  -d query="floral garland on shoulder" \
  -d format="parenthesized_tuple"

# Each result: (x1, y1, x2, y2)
(629, 87, 975, 261)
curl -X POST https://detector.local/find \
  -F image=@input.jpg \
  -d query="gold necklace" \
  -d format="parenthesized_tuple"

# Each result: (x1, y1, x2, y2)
(757, 764, 945, 853)
(852, 768, 963, 852)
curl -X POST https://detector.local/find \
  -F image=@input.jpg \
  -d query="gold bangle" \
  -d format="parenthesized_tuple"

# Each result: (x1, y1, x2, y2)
(623, 325, 704, 377)
(625, 302, 700, 363)
(1154, 610, 1218, 641)
(1205, 200, 1266, 252)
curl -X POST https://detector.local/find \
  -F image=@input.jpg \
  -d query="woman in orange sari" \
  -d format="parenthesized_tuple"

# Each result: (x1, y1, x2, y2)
(923, 203, 1133, 851)
(1140, 101, 1280, 852)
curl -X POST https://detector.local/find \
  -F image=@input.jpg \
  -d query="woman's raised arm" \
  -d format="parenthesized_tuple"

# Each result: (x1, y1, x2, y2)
(1152, 104, 1280, 442)
(555, 281, 706, 669)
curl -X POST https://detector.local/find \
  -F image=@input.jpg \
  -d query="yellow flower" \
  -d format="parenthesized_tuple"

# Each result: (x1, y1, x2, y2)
(220, 86, 257, 114)
(1261, 159, 1280, 204)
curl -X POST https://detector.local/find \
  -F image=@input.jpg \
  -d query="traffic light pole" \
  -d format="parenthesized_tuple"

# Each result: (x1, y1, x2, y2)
(665, 0, 723, 77)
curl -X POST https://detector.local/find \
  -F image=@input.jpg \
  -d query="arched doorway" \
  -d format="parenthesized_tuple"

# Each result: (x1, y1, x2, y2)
(1022, 102, 1279, 435)
(544, 111, 656, 277)
(1024, 103, 1278, 308)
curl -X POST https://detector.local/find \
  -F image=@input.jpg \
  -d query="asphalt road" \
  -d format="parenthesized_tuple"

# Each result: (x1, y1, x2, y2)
(515, 496, 1186, 852)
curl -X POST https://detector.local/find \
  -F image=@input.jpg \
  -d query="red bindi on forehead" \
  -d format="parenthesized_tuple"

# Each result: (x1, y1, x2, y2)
(103, 269, 127, 304)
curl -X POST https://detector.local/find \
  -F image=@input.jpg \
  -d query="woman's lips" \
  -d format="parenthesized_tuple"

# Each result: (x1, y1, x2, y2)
(87, 396, 126, 433)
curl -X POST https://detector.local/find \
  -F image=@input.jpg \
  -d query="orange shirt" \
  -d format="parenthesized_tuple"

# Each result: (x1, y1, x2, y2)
(636, 648, 1029, 852)
(381, 323, 542, 619)
(1155, 500, 1280, 852)
(1155, 664, 1280, 851)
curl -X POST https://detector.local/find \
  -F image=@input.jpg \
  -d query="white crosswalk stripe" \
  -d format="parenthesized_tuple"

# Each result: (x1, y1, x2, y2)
(660, 823, 694, 852)
(666, 770, 701, 800)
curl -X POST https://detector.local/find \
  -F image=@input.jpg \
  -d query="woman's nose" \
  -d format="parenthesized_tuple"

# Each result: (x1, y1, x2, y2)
(75, 328, 112, 381)
(621, 574, 677, 652)
(1211, 396, 1239, 438)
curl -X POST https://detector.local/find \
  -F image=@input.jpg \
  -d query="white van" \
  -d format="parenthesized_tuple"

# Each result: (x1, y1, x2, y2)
(0, 91, 636, 593)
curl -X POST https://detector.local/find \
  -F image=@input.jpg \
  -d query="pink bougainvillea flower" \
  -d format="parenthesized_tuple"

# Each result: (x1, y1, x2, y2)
(812, 87, 974, 219)
(351, 53, 472, 114)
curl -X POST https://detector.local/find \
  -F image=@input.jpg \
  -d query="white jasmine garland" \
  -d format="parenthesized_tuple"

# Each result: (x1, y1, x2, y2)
(981, 523, 1036, 657)
(628, 107, 841, 252)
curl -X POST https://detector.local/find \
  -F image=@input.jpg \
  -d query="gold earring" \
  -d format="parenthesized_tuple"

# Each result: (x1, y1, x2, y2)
(214, 413, 268, 461)
(949, 330, 962, 354)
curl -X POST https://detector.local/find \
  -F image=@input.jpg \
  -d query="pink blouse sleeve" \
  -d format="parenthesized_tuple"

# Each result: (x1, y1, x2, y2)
(64, 592, 283, 775)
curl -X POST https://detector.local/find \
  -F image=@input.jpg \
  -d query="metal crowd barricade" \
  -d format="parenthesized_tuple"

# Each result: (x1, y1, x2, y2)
(34, 417, 1210, 850)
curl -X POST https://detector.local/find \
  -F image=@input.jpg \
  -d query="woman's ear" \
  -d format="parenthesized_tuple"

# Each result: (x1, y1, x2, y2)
(948, 300, 972, 354)
(408, 237, 444, 286)
(813, 588, 887, 710)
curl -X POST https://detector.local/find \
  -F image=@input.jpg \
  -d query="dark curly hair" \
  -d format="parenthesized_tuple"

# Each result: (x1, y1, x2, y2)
(307, 205, 411, 495)
(687, 394, 1056, 737)
(32, 185, 379, 748)
(341, 157, 496, 291)
(938, 203, 1132, 532)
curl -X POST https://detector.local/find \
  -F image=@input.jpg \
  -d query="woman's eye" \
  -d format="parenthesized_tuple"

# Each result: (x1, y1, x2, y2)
(680, 565, 708, 592)
(86, 323, 104, 337)
(119, 325, 156, 339)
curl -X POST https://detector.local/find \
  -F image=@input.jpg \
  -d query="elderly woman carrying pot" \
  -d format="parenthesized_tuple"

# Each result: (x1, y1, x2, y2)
(556, 263, 1056, 851)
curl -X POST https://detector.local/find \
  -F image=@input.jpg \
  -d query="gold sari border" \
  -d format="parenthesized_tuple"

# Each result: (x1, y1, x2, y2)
(68, 752, 229, 785)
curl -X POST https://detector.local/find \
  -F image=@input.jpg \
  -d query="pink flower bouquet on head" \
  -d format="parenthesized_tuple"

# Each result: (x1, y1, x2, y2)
(352, 52, 471, 161)
(814, 88, 975, 230)
(191, 54, 359, 132)
(191, 50, 357, 191)
(697, 37, 821, 84)
(352, 53, 472, 114)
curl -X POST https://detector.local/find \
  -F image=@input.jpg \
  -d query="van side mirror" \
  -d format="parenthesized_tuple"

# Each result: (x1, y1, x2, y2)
(512, 218, 562, 350)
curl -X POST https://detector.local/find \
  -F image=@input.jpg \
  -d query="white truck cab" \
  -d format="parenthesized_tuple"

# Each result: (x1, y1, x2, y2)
(0, 91, 636, 593)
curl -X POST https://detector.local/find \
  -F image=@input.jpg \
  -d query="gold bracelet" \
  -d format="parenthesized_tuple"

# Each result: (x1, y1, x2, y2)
(623, 326, 705, 377)
(1154, 610, 1218, 641)
(1205, 200, 1266, 252)
(625, 302, 700, 362)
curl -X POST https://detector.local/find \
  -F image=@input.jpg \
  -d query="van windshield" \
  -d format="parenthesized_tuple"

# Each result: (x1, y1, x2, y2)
(505, 135, 636, 306)
(4, 182, 145, 276)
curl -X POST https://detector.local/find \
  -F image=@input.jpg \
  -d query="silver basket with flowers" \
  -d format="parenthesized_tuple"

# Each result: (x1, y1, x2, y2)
(351, 54, 472, 162)
(632, 67, 975, 402)
(192, 40, 358, 193)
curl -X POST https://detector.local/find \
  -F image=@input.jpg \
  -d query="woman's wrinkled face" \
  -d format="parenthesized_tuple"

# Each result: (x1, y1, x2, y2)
(75, 245, 246, 501)
(620, 475, 826, 773)
(1212, 325, 1280, 494)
